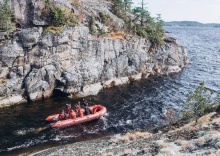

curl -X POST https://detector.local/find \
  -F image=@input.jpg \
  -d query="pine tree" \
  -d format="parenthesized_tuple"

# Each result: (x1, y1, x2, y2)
(132, 7, 151, 27)
(140, 0, 146, 27)
(124, 0, 133, 12)
(132, 3, 164, 45)
(112, 0, 124, 17)
(181, 82, 213, 124)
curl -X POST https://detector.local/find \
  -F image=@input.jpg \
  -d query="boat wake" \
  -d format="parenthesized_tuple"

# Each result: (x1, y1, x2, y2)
(13, 126, 50, 136)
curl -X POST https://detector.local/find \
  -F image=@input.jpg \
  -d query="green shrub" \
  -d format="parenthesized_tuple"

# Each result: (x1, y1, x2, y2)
(51, 7, 66, 27)
(89, 16, 96, 35)
(100, 26, 106, 35)
(99, 12, 111, 25)
(181, 82, 213, 124)
(135, 25, 147, 38)
(111, 0, 124, 18)
(42, 3, 78, 36)
(0, 0, 14, 33)
(123, 17, 133, 34)
(147, 28, 164, 45)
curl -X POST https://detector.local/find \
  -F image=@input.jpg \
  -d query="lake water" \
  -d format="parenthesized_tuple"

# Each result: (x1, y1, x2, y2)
(0, 26, 220, 155)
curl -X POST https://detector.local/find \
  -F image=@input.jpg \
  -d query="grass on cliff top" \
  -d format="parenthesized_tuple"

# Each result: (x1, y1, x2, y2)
(105, 32, 125, 40)
(42, 26, 62, 35)
(92, 32, 133, 41)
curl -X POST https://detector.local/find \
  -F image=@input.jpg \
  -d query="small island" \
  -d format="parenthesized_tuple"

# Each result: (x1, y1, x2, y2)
(164, 21, 220, 27)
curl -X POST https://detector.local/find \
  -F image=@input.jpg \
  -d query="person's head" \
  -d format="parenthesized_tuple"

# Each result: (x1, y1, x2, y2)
(66, 104, 71, 109)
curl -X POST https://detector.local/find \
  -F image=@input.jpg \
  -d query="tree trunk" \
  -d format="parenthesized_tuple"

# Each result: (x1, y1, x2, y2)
(195, 115, 198, 124)
(141, 0, 144, 27)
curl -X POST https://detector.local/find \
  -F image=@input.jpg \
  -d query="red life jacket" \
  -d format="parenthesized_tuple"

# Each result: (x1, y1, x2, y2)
(76, 105, 84, 117)
(69, 110, 76, 119)
(78, 109, 84, 117)
(58, 112, 65, 120)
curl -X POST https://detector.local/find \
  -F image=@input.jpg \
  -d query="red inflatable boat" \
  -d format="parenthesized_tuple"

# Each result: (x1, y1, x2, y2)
(45, 104, 107, 128)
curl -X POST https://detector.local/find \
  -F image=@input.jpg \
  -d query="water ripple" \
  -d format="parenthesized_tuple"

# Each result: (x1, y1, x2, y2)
(1, 26, 220, 154)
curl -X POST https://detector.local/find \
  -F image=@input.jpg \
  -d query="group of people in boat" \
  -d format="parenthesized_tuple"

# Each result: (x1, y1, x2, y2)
(58, 101, 101, 121)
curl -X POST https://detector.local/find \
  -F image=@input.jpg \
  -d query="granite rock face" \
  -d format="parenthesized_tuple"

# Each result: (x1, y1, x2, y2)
(20, 27, 42, 49)
(0, 0, 187, 107)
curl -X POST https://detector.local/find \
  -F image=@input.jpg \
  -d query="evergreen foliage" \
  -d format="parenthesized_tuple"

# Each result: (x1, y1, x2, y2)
(124, 0, 133, 12)
(132, 7, 164, 45)
(110, 0, 164, 45)
(99, 12, 111, 25)
(51, 7, 66, 27)
(89, 16, 96, 35)
(146, 14, 164, 45)
(181, 82, 213, 124)
(112, 0, 124, 18)
(0, 0, 13, 34)
(42, 0, 78, 34)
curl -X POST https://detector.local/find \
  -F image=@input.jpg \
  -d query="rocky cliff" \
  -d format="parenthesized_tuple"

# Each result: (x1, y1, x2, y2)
(0, 0, 187, 107)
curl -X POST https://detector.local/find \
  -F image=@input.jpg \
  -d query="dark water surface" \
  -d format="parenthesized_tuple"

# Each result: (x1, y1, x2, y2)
(0, 26, 220, 155)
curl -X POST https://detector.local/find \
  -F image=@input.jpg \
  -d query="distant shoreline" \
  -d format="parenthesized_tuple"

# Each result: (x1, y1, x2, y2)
(164, 21, 220, 27)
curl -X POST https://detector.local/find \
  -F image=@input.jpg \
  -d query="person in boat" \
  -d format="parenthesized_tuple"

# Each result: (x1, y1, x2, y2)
(84, 101, 90, 115)
(74, 106, 78, 118)
(64, 104, 71, 119)
(58, 109, 65, 120)
(76, 102, 84, 117)
(69, 109, 76, 119)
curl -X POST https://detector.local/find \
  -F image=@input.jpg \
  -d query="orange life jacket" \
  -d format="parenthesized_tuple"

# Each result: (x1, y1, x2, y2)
(78, 109, 84, 117)
(58, 112, 65, 120)
(69, 110, 76, 119)
(76, 105, 84, 117)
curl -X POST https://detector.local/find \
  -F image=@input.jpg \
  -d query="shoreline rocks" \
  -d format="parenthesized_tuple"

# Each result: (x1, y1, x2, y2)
(30, 110, 220, 156)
